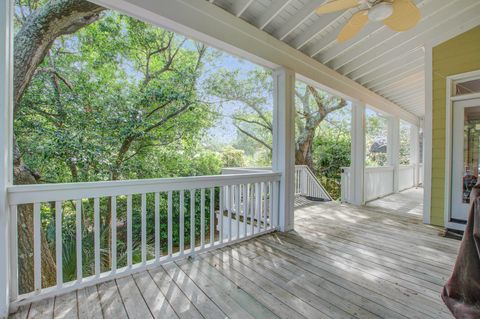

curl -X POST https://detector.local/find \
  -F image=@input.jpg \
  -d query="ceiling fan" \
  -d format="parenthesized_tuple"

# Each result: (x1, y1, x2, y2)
(315, 0, 421, 42)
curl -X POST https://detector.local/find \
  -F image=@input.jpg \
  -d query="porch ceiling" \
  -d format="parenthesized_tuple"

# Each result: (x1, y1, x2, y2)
(207, 0, 480, 118)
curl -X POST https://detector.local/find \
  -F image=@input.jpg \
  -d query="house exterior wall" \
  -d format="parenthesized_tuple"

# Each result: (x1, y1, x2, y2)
(431, 26, 480, 226)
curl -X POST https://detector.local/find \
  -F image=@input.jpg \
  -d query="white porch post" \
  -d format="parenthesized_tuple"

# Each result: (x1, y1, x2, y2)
(272, 67, 295, 232)
(0, 0, 13, 317)
(350, 102, 365, 205)
(410, 125, 420, 186)
(388, 117, 400, 193)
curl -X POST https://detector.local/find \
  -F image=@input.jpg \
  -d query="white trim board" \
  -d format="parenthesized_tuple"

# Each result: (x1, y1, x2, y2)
(90, 0, 420, 125)
(443, 70, 480, 232)
(0, 0, 14, 317)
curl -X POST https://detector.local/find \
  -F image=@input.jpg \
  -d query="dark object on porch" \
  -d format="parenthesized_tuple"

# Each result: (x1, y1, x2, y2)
(304, 196, 329, 202)
(442, 183, 480, 318)
(440, 229, 463, 241)
(369, 138, 387, 153)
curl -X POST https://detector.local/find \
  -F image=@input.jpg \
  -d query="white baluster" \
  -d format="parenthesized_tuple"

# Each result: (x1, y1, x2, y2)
(219, 187, 224, 243)
(127, 195, 132, 268)
(111, 197, 117, 273)
(243, 184, 248, 238)
(255, 183, 261, 233)
(34, 203, 41, 291)
(155, 192, 160, 261)
(55, 201, 63, 288)
(210, 188, 214, 247)
(94, 198, 100, 277)
(168, 191, 173, 257)
(200, 188, 205, 250)
(269, 182, 274, 229)
(235, 185, 240, 240)
(262, 183, 267, 231)
(179, 190, 185, 255)
(141, 194, 147, 264)
(75, 200, 82, 282)
(10, 205, 18, 299)
(228, 185, 232, 242)
(190, 189, 195, 252)
(250, 184, 255, 236)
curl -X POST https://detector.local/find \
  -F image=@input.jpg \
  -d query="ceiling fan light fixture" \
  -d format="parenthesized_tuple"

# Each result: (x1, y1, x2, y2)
(368, 2, 393, 22)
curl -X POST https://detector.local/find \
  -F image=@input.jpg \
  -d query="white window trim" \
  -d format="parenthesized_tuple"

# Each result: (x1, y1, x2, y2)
(444, 70, 480, 231)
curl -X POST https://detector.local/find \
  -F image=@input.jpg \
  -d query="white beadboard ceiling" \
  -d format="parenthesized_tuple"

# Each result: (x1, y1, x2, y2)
(206, 0, 480, 118)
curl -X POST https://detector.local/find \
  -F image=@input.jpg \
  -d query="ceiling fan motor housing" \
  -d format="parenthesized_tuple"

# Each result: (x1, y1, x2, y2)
(368, 2, 394, 21)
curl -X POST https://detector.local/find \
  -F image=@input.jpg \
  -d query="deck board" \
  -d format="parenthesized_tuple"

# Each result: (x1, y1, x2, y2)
(10, 190, 459, 319)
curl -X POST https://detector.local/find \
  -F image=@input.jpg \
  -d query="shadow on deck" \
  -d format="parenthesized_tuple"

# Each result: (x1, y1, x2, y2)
(10, 188, 459, 319)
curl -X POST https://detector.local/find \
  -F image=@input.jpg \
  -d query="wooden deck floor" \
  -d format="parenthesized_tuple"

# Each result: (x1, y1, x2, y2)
(10, 193, 460, 319)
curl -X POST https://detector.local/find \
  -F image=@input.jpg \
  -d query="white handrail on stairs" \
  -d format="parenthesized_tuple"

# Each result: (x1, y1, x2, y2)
(294, 165, 332, 201)
(222, 166, 332, 201)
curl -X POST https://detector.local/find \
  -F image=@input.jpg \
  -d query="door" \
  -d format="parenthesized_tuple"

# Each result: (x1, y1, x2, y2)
(451, 98, 480, 221)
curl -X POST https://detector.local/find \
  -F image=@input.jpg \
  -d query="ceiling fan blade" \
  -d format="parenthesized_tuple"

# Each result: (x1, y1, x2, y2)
(383, 0, 421, 32)
(315, 0, 361, 15)
(337, 10, 369, 42)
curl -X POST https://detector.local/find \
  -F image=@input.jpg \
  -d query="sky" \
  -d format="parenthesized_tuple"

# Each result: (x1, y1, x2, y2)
(199, 48, 272, 146)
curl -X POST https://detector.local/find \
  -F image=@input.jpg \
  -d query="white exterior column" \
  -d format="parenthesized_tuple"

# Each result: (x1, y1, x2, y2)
(410, 125, 420, 186)
(0, 0, 13, 317)
(272, 67, 295, 232)
(350, 102, 365, 205)
(388, 117, 400, 193)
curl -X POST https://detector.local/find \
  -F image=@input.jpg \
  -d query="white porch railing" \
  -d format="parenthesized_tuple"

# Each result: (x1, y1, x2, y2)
(294, 165, 332, 201)
(419, 163, 424, 185)
(340, 167, 352, 203)
(364, 166, 395, 201)
(223, 166, 332, 201)
(341, 165, 418, 203)
(398, 165, 415, 191)
(7, 171, 280, 307)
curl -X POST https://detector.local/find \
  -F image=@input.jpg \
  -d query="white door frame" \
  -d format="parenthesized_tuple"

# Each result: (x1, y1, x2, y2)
(444, 70, 480, 231)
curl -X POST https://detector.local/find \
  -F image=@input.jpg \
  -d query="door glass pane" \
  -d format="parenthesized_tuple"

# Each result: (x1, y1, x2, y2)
(455, 78, 480, 96)
(462, 106, 480, 203)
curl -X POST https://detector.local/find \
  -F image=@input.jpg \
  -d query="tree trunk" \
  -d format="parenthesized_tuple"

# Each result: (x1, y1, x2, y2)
(13, 0, 104, 293)
(295, 136, 315, 169)
(14, 140, 57, 294)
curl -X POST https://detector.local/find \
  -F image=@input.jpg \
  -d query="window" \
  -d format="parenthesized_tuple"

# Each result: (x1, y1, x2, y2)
(365, 108, 388, 167)
(454, 78, 480, 96)
(399, 120, 412, 165)
(294, 81, 351, 199)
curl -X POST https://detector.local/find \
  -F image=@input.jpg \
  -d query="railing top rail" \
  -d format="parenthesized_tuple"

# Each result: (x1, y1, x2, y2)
(221, 167, 272, 174)
(365, 166, 394, 172)
(8, 171, 281, 205)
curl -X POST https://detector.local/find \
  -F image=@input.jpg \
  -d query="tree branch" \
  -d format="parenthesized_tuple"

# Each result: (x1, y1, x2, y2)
(232, 116, 272, 131)
(234, 123, 272, 151)
(14, 0, 104, 112)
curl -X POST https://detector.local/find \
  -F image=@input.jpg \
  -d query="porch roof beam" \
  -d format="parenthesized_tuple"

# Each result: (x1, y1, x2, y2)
(92, 0, 419, 125)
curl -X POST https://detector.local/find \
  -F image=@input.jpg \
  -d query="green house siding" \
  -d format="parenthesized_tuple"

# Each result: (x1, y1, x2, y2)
(431, 26, 480, 226)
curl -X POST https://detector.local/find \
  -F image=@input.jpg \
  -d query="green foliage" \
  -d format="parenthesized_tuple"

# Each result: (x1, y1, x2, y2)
(365, 110, 389, 167)
(15, 10, 226, 279)
(312, 106, 352, 199)
(221, 146, 246, 168)
(204, 66, 273, 161)
(400, 121, 412, 165)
